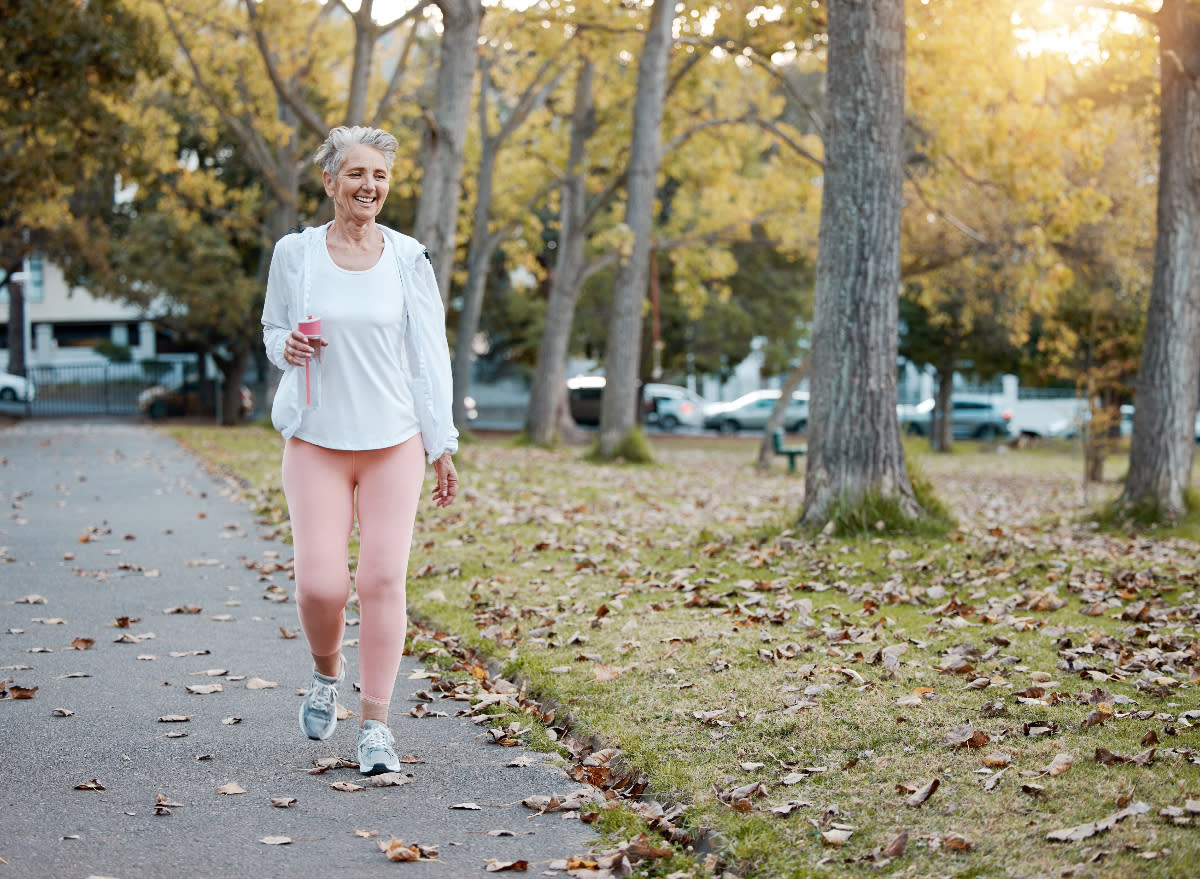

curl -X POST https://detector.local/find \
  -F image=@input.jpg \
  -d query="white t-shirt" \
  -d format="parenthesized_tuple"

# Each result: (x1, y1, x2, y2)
(293, 237, 422, 450)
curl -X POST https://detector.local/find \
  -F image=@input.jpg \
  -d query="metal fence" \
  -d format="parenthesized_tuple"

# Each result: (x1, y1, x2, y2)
(3, 361, 193, 418)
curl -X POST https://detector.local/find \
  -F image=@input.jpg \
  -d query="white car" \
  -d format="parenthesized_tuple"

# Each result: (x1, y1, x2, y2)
(0, 371, 36, 402)
(703, 389, 809, 434)
(643, 383, 706, 431)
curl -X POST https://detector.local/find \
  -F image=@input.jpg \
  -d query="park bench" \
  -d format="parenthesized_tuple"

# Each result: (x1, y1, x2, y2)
(772, 428, 807, 473)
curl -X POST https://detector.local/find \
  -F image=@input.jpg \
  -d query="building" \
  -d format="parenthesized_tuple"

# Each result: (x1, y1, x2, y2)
(1, 256, 158, 371)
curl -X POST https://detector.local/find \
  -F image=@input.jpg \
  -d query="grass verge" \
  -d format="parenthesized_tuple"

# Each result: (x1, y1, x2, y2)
(169, 424, 1200, 879)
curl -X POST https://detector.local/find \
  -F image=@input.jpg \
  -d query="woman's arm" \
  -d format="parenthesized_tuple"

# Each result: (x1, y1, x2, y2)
(261, 241, 294, 370)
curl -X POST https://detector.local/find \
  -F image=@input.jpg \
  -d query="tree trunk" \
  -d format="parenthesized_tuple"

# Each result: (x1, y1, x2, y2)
(800, 0, 918, 525)
(4, 269, 25, 377)
(413, 0, 482, 304)
(597, 0, 673, 458)
(932, 364, 954, 453)
(527, 58, 595, 446)
(756, 360, 808, 470)
(1122, 0, 1200, 517)
(215, 342, 251, 426)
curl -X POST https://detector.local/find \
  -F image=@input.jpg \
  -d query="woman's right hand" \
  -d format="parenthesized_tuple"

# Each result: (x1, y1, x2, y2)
(284, 330, 325, 366)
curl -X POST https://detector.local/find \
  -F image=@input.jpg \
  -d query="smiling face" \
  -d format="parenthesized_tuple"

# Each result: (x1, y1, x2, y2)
(323, 144, 390, 223)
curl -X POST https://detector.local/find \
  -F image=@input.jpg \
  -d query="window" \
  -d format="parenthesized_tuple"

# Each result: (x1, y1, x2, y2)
(53, 322, 111, 349)
(0, 256, 45, 303)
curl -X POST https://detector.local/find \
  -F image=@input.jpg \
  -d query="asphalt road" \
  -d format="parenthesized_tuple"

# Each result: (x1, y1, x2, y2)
(0, 419, 598, 878)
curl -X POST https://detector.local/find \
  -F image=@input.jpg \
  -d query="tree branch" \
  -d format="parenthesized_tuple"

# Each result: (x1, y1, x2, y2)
(1067, 0, 1160, 24)
(242, 0, 329, 140)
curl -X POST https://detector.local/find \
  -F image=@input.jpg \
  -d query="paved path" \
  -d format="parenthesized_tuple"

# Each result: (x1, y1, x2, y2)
(0, 420, 596, 878)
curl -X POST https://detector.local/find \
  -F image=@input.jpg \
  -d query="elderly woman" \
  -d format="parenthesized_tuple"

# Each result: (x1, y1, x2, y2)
(262, 126, 459, 775)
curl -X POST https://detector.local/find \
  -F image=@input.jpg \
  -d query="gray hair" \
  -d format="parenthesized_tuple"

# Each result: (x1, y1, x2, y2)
(312, 126, 398, 176)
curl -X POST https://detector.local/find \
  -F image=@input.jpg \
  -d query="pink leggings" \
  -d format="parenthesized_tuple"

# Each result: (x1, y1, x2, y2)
(282, 436, 425, 706)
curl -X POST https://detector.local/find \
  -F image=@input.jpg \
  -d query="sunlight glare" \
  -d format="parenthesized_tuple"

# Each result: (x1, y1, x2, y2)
(1014, 1, 1149, 64)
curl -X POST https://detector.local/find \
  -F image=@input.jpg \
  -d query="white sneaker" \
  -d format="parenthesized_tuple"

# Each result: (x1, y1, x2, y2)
(357, 720, 400, 776)
(298, 659, 343, 741)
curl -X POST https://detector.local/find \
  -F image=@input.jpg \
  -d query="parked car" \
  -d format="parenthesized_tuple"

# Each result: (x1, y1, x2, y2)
(566, 375, 608, 425)
(899, 394, 1015, 440)
(0, 370, 36, 402)
(138, 376, 253, 420)
(703, 389, 809, 434)
(643, 383, 705, 431)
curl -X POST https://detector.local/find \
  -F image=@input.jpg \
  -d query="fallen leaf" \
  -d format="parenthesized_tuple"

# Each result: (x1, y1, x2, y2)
(330, 781, 364, 792)
(52, 708, 76, 717)
(186, 684, 223, 695)
(905, 778, 940, 808)
(821, 827, 854, 846)
(217, 782, 245, 796)
(484, 860, 529, 872)
(7, 684, 37, 700)
(1042, 753, 1074, 777)
(259, 836, 293, 845)
(75, 779, 105, 791)
(244, 678, 277, 690)
(222, 716, 242, 725)
(158, 715, 191, 723)
(1047, 802, 1152, 842)
(279, 627, 299, 639)
(882, 829, 908, 858)
(451, 802, 484, 810)
(270, 797, 297, 808)
(944, 725, 990, 748)
(943, 833, 973, 851)
(368, 772, 414, 788)
(983, 753, 1011, 767)
(71, 637, 94, 650)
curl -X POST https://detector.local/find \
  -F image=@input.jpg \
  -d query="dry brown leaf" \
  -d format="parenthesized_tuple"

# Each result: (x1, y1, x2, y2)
(270, 797, 297, 808)
(944, 725, 989, 748)
(51, 708, 75, 717)
(7, 684, 37, 700)
(484, 859, 529, 872)
(158, 715, 191, 723)
(904, 778, 940, 808)
(259, 836, 292, 845)
(330, 781, 364, 792)
(882, 829, 908, 858)
(1042, 753, 1074, 777)
(217, 782, 245, 795)
(368, 772, 414, 788)
(244, 678, 277, 690)
(1046, 802, 1150, 842)
(943, 833, 973, 851)
(75, 779, 105, 791)
(71, 637, 94, 650)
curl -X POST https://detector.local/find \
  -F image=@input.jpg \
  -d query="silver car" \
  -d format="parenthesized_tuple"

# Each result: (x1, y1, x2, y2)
(703, 389, 809, 434)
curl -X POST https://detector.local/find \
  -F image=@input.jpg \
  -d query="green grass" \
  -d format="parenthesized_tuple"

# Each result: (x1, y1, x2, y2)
(167, 424, 1200, 879)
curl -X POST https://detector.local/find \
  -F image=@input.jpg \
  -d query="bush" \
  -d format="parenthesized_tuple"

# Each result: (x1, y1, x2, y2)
(94, 341, 132, 363)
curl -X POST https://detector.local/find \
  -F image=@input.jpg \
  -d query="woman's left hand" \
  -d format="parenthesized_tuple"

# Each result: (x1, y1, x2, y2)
(431, 453, 458, 508)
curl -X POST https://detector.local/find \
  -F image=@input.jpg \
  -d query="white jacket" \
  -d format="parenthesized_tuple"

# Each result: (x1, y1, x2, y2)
(261, 223, 459, 463)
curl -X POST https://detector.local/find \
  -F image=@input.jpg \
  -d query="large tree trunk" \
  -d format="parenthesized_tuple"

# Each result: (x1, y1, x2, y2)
(527, 58, 595, 445)
(801, 0, 918, 525)
(413, 0, 482, 304)
(597, 0, 673, 458)
(1122, 0, 1200, 517)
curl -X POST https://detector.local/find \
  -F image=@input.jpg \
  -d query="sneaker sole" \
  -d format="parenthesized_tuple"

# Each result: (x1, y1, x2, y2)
(359, 761, 399, 777)
(299, 701, 337, 741)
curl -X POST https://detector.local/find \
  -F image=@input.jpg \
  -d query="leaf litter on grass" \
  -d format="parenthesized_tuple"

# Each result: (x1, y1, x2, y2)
(177, 428, 1200, 878)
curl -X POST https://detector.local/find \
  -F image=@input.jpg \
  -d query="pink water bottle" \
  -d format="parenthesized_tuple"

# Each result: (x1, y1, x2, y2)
(298, 316, 322, 408)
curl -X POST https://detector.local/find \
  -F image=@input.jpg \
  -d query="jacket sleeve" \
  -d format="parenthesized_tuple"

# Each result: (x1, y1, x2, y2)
(261, 238, 295, 371)
(410, 251, 459, 460)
